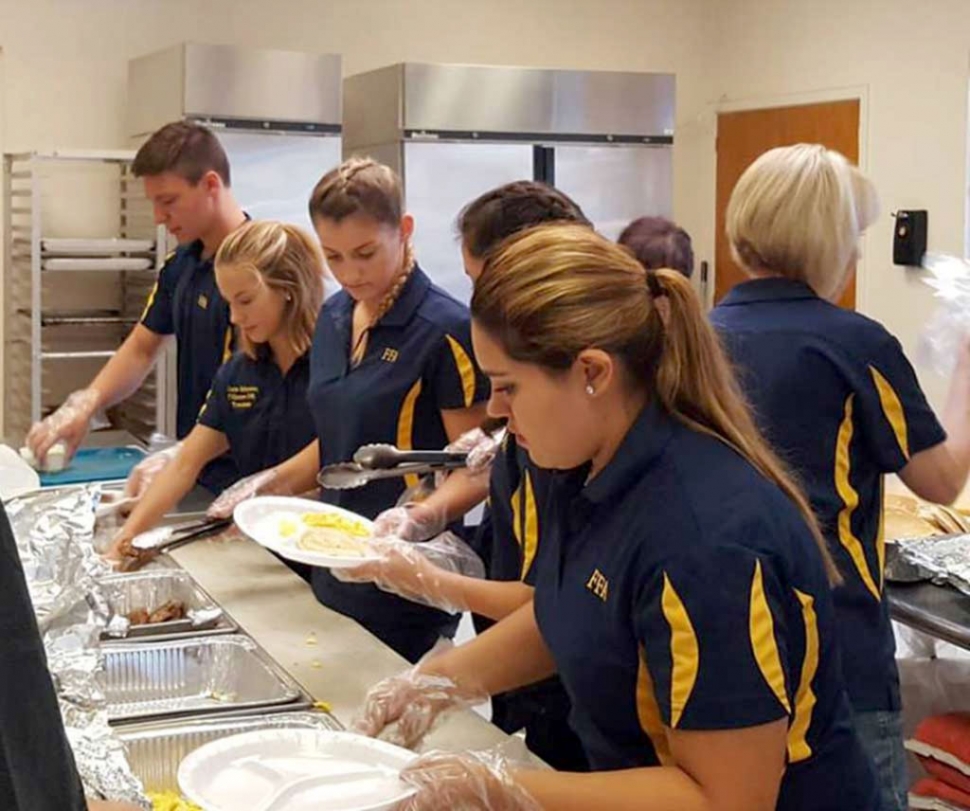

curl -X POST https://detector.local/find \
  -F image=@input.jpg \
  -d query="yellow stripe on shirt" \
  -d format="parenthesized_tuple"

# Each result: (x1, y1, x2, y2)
(222, 326, 234, 363)
(396, 380, 423, 490)
(748, 559, 791, 714)
(636, 645, 674, 765)
(519, 471, 539, 580)
(869, 365, 911, 459)
(787, 588, 819, 763)
(660, 573, 699, 729)
(140, 282, 159, 322)
(834, 394, 881, 600)
(445, 335, 476, 408)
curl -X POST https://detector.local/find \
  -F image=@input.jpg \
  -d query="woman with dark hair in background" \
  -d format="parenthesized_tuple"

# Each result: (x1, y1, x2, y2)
(618, 215, 694, 278)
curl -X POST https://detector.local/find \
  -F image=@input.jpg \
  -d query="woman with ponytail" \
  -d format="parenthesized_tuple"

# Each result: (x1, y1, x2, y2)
(210, 158, 490, 663)
(353, 224, 880, 810)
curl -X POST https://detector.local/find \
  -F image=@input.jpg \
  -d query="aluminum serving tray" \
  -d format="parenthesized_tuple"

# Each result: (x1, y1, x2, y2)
(101, 635, 310, 725)
(98, 570, 236, 643)
(117, 711, 342, 795)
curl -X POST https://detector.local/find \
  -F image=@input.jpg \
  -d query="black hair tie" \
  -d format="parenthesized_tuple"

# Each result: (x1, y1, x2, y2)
(646, 270, 667, 299)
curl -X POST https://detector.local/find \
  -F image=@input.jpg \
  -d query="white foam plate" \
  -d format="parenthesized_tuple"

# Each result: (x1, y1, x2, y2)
(178, 729, 417, 811)
(233, 496, 380, 569)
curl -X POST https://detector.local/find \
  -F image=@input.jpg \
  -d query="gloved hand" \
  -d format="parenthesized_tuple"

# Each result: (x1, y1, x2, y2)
(372, 502, 447, 542)
(25, 388, 99, 464)
(354, 665, 486, 749)
(206, 467, 279, 520)
(447, 426, 506, 475)
(332, 532, 485, 613)
(123, 442, 182, 500)
(397, 749, 541, 811)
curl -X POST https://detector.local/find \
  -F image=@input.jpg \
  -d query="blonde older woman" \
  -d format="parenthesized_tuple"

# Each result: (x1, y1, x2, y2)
(711, 143, 970, 810)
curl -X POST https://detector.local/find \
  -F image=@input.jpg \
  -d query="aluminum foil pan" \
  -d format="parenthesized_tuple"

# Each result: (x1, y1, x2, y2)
(117, 712, 342, 795)
(894, 534, 970, 594)
(100, 635, 309, 725)
(98, 570, 233, 642)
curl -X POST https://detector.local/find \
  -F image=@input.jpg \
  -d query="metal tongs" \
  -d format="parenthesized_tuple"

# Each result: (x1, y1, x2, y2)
(316, 443, 468, 490)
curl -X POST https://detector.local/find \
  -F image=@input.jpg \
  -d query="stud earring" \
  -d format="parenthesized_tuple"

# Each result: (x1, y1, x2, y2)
(586, 384, 595, 395)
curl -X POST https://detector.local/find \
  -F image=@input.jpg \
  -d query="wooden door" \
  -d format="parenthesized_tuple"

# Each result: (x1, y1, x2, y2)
(715, 100, 861, 307)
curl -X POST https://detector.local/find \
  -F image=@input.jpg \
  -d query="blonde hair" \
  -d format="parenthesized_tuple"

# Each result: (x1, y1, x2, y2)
(726, 143, 880, 301)
(473, 224, 841, 584)
(215, 220, 325, 359)
(308, 156, 415, 364)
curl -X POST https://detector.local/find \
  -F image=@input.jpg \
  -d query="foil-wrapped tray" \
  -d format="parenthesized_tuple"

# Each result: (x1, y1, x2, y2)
(100, 635, 309, 725)
(98, 570, 235, 642)
(892, 534, 970, 594)
(117, 712, 342, 795)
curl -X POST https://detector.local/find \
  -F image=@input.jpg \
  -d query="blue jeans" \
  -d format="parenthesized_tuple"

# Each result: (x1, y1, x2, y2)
(853, 710, 908, 811)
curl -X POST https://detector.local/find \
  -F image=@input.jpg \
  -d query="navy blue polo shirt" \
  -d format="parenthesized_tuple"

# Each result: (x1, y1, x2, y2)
(197, 350, 315, 478)
(534, 403, 879, 809)
(711, 278, 946, 713)
(307, 265, 489, 661)
(141, 240, 238, 492)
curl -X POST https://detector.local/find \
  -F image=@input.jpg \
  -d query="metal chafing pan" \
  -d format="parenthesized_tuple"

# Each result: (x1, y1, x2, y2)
(116, 711, 342, 795)
(100, 635, 310, 725)
(98, 570, 235, 642)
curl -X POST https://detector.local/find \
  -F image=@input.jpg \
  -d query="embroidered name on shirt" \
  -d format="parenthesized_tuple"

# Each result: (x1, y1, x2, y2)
(198, 294, 209, 310)
(586, 569, 610, 602)
(227, 385, 259, 410)
(381, 347, 400, 363)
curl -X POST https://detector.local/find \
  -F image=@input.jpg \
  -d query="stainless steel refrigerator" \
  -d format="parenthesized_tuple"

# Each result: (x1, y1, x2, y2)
(343, 63, 675, 302)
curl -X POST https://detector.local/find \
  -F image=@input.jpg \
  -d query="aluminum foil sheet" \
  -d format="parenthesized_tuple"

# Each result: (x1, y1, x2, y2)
(894, 534, 970, 595)
(43, 625, 151, 807)
(6, 485, 113, 630)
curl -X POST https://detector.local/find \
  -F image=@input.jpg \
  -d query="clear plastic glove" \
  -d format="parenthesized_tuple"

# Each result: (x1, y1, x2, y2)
(206, 467, 278, 520)
(448, 426, 506, 475)
(332, 532, 485, 613)
(123, 442, 181, 499)
(397, 749, 541, 811)
(354, 665, 486, 749)
(25, 388, 99, 464)
(372, 502, 447, 542)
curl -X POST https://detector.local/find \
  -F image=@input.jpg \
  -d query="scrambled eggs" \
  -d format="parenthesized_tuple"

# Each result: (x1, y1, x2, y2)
(300, 511, 370, 537)
(148, 791, 201, 811)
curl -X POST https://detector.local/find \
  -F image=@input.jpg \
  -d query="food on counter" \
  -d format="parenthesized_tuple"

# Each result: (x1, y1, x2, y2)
(125, 600, 186, 626)
(147, 791, 202, 811)
(297, 526, 369, 557)
(885, 494, 970, 540)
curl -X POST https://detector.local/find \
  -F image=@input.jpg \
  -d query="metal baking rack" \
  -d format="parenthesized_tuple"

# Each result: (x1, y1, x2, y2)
(3, 150, 169, 443)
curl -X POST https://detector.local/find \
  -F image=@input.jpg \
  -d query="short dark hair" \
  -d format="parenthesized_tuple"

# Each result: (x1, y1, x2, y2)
(617, 216, 694, 278)
(132, 121, 231, 186)
(457, 181, 590, 259)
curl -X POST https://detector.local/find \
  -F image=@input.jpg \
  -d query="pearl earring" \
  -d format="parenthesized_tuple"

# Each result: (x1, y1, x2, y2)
(586, 384, 595, 395)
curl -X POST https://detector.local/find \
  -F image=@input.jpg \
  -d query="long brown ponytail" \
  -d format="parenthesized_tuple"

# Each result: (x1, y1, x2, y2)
(472, 224, 840, 584)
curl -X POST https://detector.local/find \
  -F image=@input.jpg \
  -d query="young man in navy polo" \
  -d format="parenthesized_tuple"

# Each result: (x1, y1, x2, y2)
(27, 122, 245, 493)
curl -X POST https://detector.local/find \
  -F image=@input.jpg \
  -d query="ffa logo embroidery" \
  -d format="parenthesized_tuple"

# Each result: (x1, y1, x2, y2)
(226, 385, 259, 410)
(586, 569, 610, 602)
(198, 294, 209, 310)
(381, 347, 400, 363)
